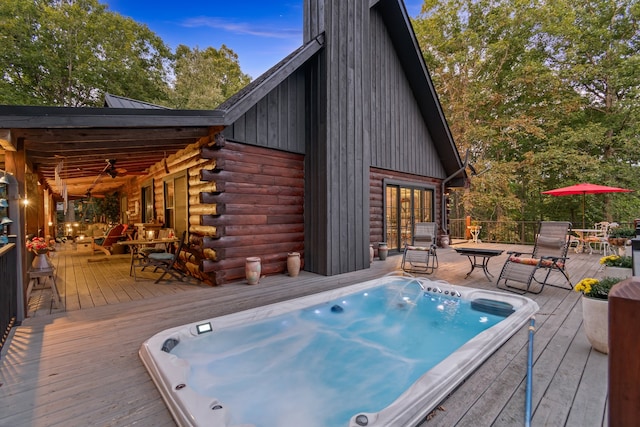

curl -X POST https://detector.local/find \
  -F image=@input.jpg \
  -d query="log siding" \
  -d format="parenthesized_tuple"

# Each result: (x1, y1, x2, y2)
(198, 141, 304, 285)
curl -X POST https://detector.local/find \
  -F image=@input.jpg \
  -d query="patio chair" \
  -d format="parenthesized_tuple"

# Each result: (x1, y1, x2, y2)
(139, 228, 173, 258)
(496, 221, 572, 294)
(131, 229, 173, 279)
(401, 222, 438, 274)
(92, 224, 127, 256)
(147, 231, 188, 283)
(584, 222, 615, 255)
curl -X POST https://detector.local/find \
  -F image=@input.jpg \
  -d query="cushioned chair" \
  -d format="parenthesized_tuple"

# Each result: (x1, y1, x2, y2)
(92, 224, 127, 256)
(130, 229, 173, 279)
(140, 228, 172, 257)
(584, 221, 615, 255)
(496, 221, 572, 294)
(147, 231, 188, 283)
(401, 222, 439, 274)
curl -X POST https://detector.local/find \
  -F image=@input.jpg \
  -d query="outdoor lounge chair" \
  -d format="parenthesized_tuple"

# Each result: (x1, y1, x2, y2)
(496, 221, 572, 294)
(92, 224, 127, 256)
(401, 222, 438, 274)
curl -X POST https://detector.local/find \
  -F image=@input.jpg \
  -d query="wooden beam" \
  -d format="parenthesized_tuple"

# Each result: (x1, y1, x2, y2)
(0, 129, 16, 151)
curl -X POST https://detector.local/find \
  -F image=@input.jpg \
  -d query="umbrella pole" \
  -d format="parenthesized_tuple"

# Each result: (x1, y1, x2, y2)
(582, 193, 586, 229)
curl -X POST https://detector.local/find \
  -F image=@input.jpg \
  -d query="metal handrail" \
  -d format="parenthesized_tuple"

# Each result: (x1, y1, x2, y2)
(0, 242, 18, 358)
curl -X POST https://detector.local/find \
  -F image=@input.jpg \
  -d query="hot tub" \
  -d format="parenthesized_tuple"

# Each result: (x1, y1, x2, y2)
(139, 275, 538, 426)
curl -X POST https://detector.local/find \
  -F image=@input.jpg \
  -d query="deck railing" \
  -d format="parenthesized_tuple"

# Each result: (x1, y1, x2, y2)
(0, 242, 18, 357)
(448, 219, 635, 244)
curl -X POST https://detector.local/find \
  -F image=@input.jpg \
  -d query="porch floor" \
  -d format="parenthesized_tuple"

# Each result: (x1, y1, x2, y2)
(1, 242, 609, 426)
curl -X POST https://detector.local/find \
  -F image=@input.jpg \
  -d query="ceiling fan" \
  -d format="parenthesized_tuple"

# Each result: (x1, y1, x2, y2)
(84, 159, 126, 197)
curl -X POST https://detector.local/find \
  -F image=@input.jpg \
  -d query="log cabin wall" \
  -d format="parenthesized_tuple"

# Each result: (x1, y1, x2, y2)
(126, 134, 221, 283)
(199, 141, 304, 285)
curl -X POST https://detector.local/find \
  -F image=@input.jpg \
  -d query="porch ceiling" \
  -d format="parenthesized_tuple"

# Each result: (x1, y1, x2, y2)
(0, 106, 225, 198)
(20, 126, 212, 197)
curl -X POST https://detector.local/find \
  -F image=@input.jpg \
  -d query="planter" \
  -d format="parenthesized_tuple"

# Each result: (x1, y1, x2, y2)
(603, 266, 632, 279)
(32, 252, 51, 269)
(581, 296, 609, 354)
(287, 252, 301, 277)
(440, 235, 450, 248)
(378, 242, 388, 260)
(369, 244, 374, 263)
(245, 257, 261, 285)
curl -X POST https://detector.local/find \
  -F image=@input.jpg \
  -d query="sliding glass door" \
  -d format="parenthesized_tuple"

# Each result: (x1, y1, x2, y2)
(385, 183, 434, 251)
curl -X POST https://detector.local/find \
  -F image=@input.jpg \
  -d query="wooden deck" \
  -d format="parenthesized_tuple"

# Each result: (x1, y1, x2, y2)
(1, 242, 609, 426)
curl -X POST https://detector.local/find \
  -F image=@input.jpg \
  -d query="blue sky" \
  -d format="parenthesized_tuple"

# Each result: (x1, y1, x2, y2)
(103, 0, 424, 79)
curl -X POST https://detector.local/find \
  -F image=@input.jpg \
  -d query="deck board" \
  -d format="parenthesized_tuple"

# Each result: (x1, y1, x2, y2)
(1, 242, 610, 426)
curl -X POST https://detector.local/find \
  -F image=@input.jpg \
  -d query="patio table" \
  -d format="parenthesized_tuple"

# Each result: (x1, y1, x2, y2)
(454, 247, 504, 281)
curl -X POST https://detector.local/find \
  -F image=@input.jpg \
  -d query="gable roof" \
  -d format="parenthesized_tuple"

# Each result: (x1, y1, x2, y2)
(217, 35, 325, 125)
(372, 0, 463, 183)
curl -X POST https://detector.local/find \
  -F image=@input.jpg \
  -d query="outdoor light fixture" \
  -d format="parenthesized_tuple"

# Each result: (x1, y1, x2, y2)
(0, 217, 12, 245)
(195, 322, 213, 335)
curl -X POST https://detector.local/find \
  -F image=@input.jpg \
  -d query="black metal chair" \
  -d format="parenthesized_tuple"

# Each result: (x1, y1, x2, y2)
(147, 231, 188, 283)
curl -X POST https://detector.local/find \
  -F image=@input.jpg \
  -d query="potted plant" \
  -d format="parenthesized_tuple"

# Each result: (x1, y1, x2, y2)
(574, 276, 624, 354)
(26, 236, 52, 269)
(608, 227, 635, 247)
(599, 254, 632, 279)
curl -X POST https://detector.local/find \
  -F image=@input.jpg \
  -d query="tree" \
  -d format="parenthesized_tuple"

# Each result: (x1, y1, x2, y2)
(169, 45, 252, 109)
(538, 0, 640, 221)
(0, 0, 172, 106)
(413, 0, 640, 226)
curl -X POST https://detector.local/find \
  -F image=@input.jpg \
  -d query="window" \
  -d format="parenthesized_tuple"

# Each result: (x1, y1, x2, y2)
(141, 181, 154, 223)
(164, 173, 188, 238)
(384, 182, 434, 251)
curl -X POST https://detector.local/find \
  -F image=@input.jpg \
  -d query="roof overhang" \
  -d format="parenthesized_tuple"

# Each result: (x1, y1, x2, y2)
(0, 106, 225, 197)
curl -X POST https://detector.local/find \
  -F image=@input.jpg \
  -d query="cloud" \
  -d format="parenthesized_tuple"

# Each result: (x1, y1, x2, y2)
(182, 17, 301, 39)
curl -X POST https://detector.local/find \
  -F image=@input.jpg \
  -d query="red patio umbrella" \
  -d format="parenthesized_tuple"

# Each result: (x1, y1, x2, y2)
(541, 182, 633, 229)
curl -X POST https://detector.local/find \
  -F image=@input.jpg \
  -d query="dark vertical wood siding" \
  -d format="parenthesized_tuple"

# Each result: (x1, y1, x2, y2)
(369, 10, 445, 178)
(223, 70, 307, 154)
(304, 0, 372, 276)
